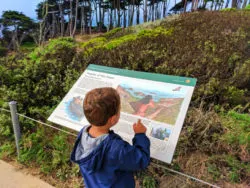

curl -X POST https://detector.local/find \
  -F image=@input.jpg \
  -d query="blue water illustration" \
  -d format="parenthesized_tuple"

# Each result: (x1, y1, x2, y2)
(120, 83, 186, 102)
(64, 96, 84, 122)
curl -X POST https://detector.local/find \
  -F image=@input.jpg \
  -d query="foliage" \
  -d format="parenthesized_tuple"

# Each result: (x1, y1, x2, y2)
(207, 155, 250, 183)
(245, 4, 250, 10)
(0, 11, 34, 30)
(220, 111, 250, 152)
(103, 27, 123, 39)
(0, 142, 16, 159)
(0, 11, 35, 50)
(142, 176, 157, 188)
(20, 42, 37, 52)
(18, 122, 78, 180)
(220, 8, 237, 11)
(177, 107, 225, 155)
(105, 34, 138, 50)
(137, 27, 174, 38)
(0, 46, 8, 57)
(81, 27, 174, 55)
(81, 37, 107, 55)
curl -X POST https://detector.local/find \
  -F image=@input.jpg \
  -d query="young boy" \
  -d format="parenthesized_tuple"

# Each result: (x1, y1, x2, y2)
(71, 87, 150, 188)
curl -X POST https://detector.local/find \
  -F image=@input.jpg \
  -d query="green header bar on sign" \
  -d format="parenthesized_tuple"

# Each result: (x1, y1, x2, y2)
(87, 64, 197, 87)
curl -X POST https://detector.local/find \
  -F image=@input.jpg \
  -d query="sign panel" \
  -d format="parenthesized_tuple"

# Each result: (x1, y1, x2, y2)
(48, 64, 197, 163)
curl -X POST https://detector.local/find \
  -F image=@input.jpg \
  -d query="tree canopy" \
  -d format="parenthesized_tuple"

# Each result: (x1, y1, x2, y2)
(0, 11, 35, 50)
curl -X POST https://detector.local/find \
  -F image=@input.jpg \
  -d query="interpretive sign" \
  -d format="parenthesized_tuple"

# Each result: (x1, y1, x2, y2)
(48, 64, 197, 163)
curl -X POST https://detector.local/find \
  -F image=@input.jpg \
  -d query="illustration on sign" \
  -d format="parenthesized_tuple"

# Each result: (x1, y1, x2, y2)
(48, 64, 196, 163)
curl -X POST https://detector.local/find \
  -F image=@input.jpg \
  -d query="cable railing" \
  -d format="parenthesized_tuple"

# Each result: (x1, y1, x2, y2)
(0, 102, 220, 188)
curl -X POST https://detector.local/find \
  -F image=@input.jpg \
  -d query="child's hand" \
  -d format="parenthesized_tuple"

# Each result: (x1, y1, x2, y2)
(133, 119, 147, 134)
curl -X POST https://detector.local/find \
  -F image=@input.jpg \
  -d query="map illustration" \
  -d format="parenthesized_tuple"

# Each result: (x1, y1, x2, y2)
(116, 83, 186, 125)
(64, 96, 85, 121)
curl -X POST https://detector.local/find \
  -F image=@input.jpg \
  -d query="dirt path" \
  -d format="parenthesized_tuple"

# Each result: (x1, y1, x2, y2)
(0, 160, 54, 188)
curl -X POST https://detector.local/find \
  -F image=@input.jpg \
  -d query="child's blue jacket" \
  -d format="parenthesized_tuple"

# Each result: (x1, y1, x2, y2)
(71, 128, 150, 188)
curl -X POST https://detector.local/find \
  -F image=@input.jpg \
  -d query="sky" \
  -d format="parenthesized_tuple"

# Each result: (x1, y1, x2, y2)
(0, 0, 42, 20)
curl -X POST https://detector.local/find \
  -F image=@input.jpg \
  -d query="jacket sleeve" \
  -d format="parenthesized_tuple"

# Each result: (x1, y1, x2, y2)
(111, 133, 150, 171)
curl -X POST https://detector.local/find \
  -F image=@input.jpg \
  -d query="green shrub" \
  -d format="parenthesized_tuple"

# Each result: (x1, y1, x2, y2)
(19, 126, 73, 175)
(105, 34, 137, 50)
(20, 42, 36, 52)
(143, 176, 157, 188)
(220, 8, 237, 11)
(207, 155, 250, 183)
(81, 37, 107, 55)
(0, 46, 8, 57)
(29, 37, 76, 63)
(245, 4, 250, 10)
(220, 111, 250, 148)
(103, 27, 123, 39)
(0, 142, 16, 159)
(138, 27, 174, 38)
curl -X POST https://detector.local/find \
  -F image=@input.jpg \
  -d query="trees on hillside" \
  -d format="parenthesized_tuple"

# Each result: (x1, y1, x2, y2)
(1, 0, 249, 49)
(35, 0, 247, 39)
(0, 11, 35, 50)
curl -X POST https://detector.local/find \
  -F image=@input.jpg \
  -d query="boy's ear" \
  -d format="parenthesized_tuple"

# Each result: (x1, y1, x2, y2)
(110, 115, 116, 124)
(109, 114, 118, 125)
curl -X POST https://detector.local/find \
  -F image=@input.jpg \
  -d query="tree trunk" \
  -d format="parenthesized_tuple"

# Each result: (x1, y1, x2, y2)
(195, 0, 199, 10)
(225, 0, 230, 8)
(117, 0, 121, 27)
(184, 0, 188, 12)
(80, 6, 84, 35)
(8, 27, 18, 51)
(72, 0, 79, 37)
(123, 8, 126, 28)
(68, 0, 73, 37)
(242, 0, 248, 8)
(215, 2, 218, 10)
(191, 0, 195, 11)
(102, 6, 105, 26)
(155, 2, 158, 19)
(19, 32, 27, 45)
(231, 0, 238, 8)
(99, 0, 102, 32)
(39, 1, 48, 46)
(93, 1, 98, 28)
(118, 11, 121, 27)
(88, 0, 92, 34)
(110, 9, 113, 29)
(144, 0, 148, 22)
(163, 1, 167, 17)
(58, 3, 64, 37)
(238, 0, 242, 8)
(136, 5, 140, 25)
(14, 28, 20, 51)
(152, 2, 155, 21)
(51, 13, 56, 38)
(203, 0, 208, 9)
(129, 1, 135, 26)
(114, 8, 117, 27)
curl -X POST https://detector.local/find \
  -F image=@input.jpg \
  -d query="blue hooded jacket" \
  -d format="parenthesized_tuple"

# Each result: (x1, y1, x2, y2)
(71, 127, 150, 188)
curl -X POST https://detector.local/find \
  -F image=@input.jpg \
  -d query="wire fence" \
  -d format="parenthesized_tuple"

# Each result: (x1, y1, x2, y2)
(0, 105, 220, 188)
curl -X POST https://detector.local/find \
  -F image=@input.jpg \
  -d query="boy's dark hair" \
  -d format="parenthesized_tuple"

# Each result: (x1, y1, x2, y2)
(83, 87, 120, 126)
